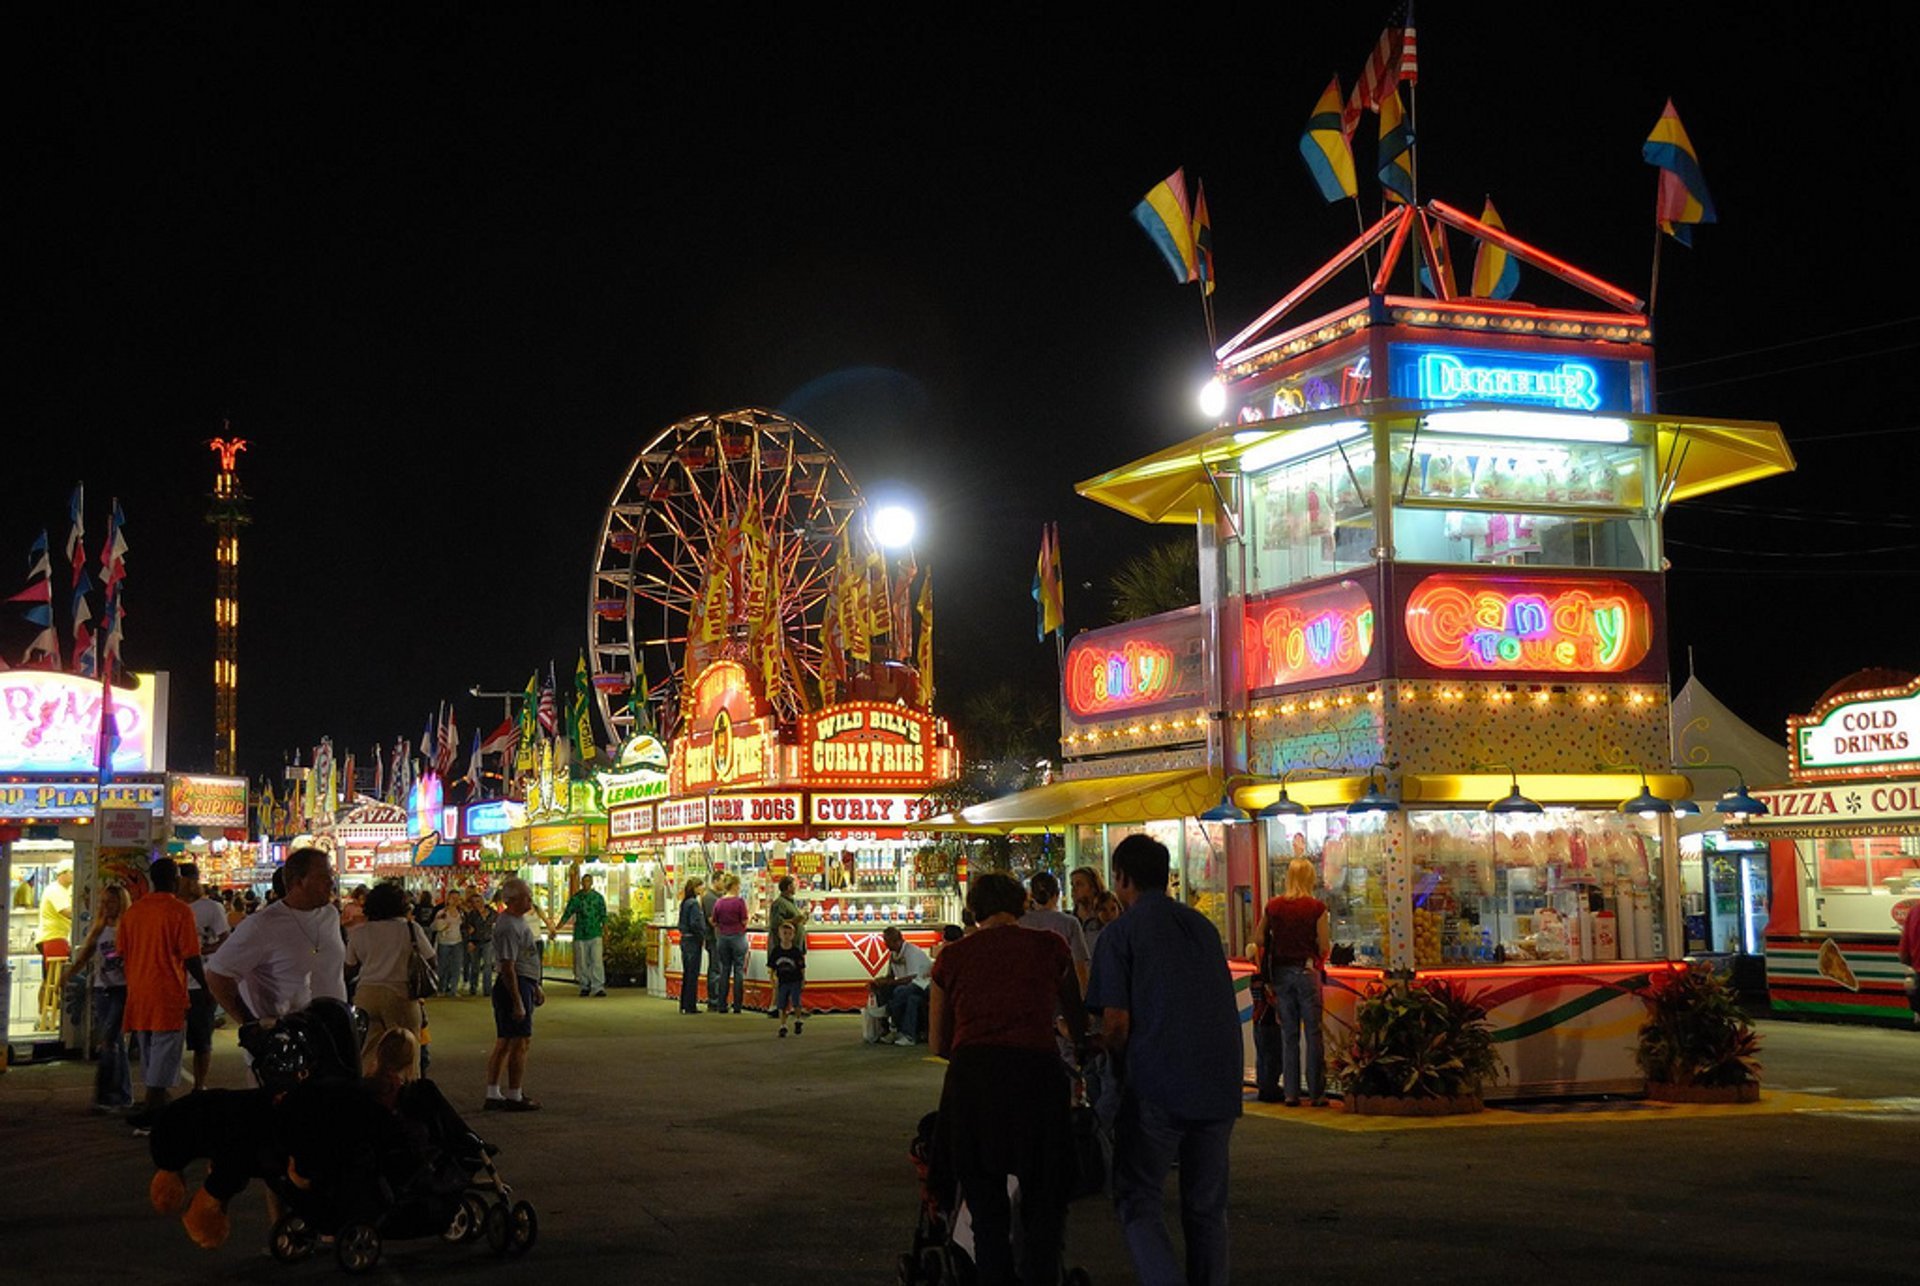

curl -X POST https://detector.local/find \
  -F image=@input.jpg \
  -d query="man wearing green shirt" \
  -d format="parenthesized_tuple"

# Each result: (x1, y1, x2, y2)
(557, 874, 609, 997)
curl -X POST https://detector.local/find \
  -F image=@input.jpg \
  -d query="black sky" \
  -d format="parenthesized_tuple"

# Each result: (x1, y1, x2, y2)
(10, 4, 1918, 780)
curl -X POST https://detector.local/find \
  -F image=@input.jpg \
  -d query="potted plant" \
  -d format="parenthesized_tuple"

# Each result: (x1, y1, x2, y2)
(1635, 963, 1762, 1103)
(600, 909, 652, 988)
(1333, 976, 1503, 1115)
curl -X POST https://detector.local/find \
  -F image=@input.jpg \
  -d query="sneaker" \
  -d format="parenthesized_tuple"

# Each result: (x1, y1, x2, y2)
(497, 1097, 542, 1112)
(794, 1020, 803, 1035)
(778, 1026, 789, 1038)
(893, 1034, 916, 1047)
(579, 989, 591, 997)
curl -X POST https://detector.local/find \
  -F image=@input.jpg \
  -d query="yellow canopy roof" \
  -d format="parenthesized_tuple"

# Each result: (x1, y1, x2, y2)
(1075, 403, 1793, 525)
(910, 768, 1223, 834)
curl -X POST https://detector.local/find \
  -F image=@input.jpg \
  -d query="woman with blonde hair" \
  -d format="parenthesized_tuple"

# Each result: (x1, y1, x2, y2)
(1251, 856, 1331, 1106)
(70, 884, 134, 1110)
(677, 877, 707, 1013)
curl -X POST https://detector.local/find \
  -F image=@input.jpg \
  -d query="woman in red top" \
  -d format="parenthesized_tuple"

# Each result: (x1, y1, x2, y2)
(928, 873, 1086, 1286)
(1253, 857, 1331, 1106)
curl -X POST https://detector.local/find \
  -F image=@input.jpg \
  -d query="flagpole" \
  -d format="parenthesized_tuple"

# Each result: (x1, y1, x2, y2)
(1351, 198, 1372, 285)
(1648, 228, 1665, 327)
(1408, 81, 1420, 297)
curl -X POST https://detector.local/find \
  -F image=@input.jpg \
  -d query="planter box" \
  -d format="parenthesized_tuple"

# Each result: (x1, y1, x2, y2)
(1645, 1080, 1760, 1104)
(1344, 1092, 1484, 1117)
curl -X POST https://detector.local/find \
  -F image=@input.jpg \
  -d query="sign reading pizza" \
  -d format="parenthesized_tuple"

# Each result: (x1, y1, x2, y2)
(1789, 676, 1920, 781)
(800, 702, 941, 787)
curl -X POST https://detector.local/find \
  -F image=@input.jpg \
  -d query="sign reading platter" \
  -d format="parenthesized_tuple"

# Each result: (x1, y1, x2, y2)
(1790, 677, 1920, 780)
(0, 779, 165, 819)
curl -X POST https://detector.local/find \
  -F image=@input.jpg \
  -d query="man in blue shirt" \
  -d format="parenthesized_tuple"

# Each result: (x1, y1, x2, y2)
(1085, 833, 1241, 1286)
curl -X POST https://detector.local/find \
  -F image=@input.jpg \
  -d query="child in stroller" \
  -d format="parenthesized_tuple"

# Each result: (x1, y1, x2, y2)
(265, 1028, 537, 1272)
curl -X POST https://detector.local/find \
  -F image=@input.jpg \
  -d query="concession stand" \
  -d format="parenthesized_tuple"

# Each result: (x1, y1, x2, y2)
(1734, 671, 1920, 1024)
(928, 202, 1798, 1096)
(647, 660, 962, 1010)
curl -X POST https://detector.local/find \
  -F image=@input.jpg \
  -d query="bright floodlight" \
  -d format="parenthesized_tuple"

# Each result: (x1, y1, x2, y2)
(872, 505, 918, 549)
(1198, 378, 1228, 420)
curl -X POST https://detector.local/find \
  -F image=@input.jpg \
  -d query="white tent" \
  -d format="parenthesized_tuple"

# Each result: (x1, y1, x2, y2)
(1670, 676, 1789, 831)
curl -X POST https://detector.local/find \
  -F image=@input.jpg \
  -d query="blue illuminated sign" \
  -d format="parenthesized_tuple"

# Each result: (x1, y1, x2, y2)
(1390, 345, 1632, 413)
(464, 799, 525, 836)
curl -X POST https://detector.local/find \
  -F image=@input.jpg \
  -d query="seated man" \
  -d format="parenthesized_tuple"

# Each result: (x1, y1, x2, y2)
(879, 926, 933, 1047)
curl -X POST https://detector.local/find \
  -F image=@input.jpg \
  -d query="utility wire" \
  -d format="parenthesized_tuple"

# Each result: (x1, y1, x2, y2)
(1658, 317, 1919, 373)
(1665, 538, 1920, 558)
(1657, 342, 1920, 396)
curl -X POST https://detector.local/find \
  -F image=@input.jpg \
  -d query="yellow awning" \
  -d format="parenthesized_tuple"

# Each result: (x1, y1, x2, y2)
(1075, 403, 1792, 525)
(910, 769, 1223, 834)
(1402, 772, 1692, 806)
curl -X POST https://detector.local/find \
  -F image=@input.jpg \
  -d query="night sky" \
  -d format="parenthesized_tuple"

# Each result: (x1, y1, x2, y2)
(10, 4, 1917, 781)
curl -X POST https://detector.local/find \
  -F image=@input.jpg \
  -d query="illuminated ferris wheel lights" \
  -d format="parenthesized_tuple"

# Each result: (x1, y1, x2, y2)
(871, 504, 918, 549)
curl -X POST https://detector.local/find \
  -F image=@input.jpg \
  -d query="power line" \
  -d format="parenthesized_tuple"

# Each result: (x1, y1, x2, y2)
(1665, 538, 1920, 558)
(1657, 342, 1920, 397)
(1790, 425, 1918, 444)
(1658, 317, 1919, 373)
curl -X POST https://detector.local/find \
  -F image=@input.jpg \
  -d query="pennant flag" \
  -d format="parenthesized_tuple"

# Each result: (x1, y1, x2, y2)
(1300, 77, 1358, 203)
(1033, 524, 1064, 641)
(571, 652, 596, 765)
(1378, 88, 1415, 205)
(537, 662, 560, 736)
(343, 750, 357, 801)
(67, 486, 91, 673)
(1131, 168, 1197, 283)
(889, 548, 917, 654)
(1470, 198, 1522, 300)
(100, 500, 126, 681)
(628, 665, 653, 737)
(11, 531, 52, 594)
(421, 711, 437, 768)
(1417, 215, 1456, 297)
(516, 672, 539, 774)
(371, 742, 384, 802)
(1643, 99, 1716, 246)
(96, 677, 122, 788)
(1343, 5, 1416, 135)
(437, 702, 459, 777)
(1191, 181, 1215, 297)
(915, 571, 934, 708)
(464, 727, 484, 795)
(841, 528, 871, 665)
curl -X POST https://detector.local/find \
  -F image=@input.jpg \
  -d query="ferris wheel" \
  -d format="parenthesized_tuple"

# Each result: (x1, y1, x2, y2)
(588, 407, 865, 743)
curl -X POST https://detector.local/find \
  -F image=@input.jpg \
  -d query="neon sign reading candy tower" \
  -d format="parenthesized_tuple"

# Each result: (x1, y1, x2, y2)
(1066, 640, 1174, 716)
(1403, 574, 1650, 673)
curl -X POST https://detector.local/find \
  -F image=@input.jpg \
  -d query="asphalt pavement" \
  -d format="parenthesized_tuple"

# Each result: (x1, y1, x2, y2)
(1, 992, 1913, 1285)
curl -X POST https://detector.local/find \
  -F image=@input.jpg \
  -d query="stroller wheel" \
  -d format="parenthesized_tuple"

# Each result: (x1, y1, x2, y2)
(335, 1224, 382, 1275)
(483, 1202, 512, 1255)
(269, 1214, 317, 1263)
(507, 1200, 539, 1255)
(458, 1192, 491, 1244)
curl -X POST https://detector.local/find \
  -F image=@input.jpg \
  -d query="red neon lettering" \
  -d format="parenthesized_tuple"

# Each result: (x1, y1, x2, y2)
(1403, 575, 1649, 673)
(1066, 640, 1174, 716)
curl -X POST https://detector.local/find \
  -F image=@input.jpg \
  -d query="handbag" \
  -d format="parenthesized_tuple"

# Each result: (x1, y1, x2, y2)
(405, 924, 439, 1001)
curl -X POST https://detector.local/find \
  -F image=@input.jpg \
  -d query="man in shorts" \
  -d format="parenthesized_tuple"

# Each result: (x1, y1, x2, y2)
(176, 862, 230, 1092)
(485, 877, 545, 1112)
(118, 859, 209, 1134)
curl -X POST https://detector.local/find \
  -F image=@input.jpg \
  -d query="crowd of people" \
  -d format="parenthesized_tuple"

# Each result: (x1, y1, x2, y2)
(67, 837, 1289, 1284)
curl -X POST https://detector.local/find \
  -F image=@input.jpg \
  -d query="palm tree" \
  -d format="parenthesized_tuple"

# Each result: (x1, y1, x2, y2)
(1108, 539, 1199, 623)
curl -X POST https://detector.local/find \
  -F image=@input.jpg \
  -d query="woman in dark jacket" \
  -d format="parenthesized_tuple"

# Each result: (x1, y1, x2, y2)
(928, 873, 1085, 1286)
(676, 878, 707, 1014)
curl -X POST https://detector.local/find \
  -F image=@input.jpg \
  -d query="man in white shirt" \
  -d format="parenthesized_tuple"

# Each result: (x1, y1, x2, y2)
(879, 926, 933, 1047)
(176, 862, 231, 1092)
(1019, 871, 1092, 989)
(205, 847, 347, 1028)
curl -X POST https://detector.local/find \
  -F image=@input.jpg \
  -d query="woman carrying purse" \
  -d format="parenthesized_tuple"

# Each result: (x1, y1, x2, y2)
(344, 882, 437, 1073)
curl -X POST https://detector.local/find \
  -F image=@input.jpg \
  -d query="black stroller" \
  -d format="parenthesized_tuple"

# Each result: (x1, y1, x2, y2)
(238, 999, 537, 1273)
(898, 1102, 1097, 1286)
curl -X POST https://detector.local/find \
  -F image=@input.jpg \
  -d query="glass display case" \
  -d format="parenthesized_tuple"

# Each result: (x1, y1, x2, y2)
(1244, 437, 1377, 593)
(7, 843, 75, 1045)
(1405, 808, 1667, 964)
(1388, 427, 1655, 571)
(1261, 812, 1391, 965)
(781, 841, 959, 928)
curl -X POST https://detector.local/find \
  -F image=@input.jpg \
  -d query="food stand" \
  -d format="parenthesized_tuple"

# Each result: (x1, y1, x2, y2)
(647, 661, 962, 1010)
(1735, 672, 1920, 1024)
(946, 204, 1796, 1097)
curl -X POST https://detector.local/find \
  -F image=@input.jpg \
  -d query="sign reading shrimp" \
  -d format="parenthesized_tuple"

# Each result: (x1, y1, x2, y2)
(1403, 573, 1651, 674)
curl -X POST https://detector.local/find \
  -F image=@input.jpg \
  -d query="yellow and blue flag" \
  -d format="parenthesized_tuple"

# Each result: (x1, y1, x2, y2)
(1033, 524, 1064, 641)
(1131, 168, 1196, 283)
(1470, 198, 1521, 300)
(1378, 88, 1414, 205)
(1643, 99, 1716, 246)
(1191, 181, 1215, 296)
(1300, 77, 1358, 204)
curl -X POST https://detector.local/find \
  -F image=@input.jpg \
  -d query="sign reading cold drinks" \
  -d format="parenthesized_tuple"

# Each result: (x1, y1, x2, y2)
(1790, 677, 1920, 780)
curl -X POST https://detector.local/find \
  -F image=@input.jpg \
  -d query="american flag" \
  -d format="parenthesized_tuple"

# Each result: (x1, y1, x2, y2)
(436, 702, 459, 776)
(537, 663, 559, 736)
(1342, 5, 1418, 137)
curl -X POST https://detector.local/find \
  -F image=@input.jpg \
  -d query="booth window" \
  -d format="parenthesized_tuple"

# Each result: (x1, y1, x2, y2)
(1811, 835, 1920, 891)
(1245, 445, 1377, 592)
(1262, 811, 1391, 966)
(1387, 428, 1656, 572)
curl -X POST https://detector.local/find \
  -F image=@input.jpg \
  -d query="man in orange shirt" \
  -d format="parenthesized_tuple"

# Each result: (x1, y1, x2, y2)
(118, 859, 208, 1134)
